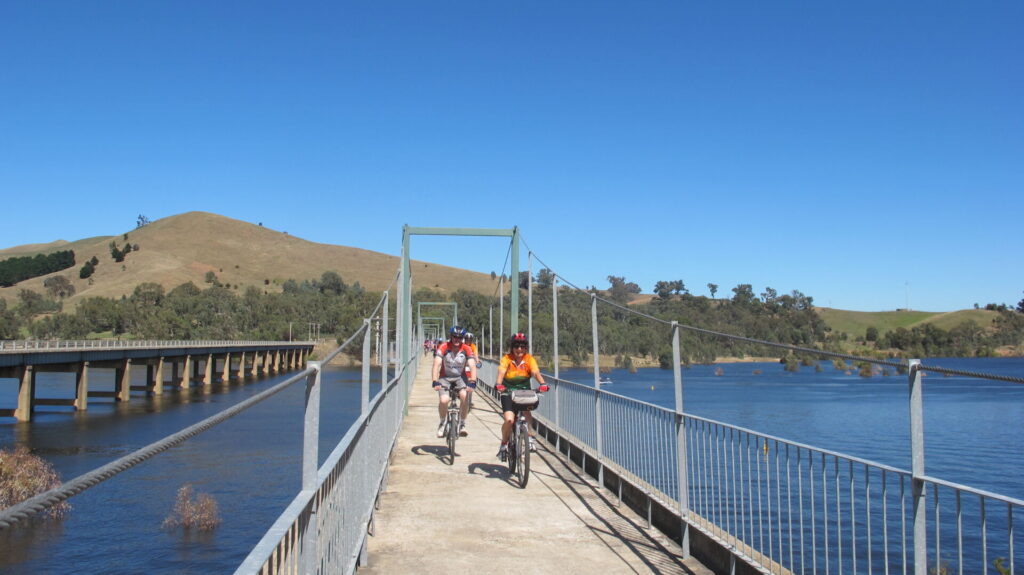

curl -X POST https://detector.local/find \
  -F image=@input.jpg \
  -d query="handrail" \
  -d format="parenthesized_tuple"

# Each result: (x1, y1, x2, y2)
(0, 339, 314, 352)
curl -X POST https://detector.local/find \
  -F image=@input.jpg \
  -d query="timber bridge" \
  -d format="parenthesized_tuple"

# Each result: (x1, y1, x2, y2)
(1, 226, 1022, 575)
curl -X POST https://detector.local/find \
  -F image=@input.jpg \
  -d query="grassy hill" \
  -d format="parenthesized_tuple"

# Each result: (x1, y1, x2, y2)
(816, 307, 1000, 339)
(0, 211, 501, 310)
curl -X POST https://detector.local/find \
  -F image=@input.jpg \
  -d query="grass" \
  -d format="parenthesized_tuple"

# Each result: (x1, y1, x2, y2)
(163, 484, 221, 531)
(817, 307, 999, 339)
(0, 446, 70, 520)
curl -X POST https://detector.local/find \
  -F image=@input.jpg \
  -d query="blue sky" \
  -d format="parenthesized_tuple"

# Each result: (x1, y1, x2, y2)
(2, 2, 1021, 312)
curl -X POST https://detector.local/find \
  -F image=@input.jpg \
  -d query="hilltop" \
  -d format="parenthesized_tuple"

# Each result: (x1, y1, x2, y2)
(0, 212, 499, 309)
(815, 307, 1000, 339)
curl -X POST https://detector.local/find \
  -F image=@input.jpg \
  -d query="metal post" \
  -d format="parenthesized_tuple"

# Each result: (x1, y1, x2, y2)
(552, 275, 560, 450)
(302, 360, 322, 574)
(362, 320, 372, 415)
(510, 226, 520, 336)
(909, 359, 926, 575)
(528, 251, 533, 355)
(672, 322, 691, 558)
(499, 278, 505, 358)
(592, 294, 603, 488)
(489, 306, 493, 358)
(381, 291, 389, 387)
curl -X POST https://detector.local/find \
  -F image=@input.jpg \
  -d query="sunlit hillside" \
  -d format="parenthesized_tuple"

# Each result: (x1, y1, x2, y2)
(0, 211, 500, 310)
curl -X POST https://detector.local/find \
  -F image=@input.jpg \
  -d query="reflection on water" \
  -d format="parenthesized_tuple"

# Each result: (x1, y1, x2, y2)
(0, 366, 376, 574)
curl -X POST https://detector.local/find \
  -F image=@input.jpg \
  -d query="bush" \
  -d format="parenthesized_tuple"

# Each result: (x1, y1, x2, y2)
(0, 446, 71, 520)
(163, 484, 221, 531)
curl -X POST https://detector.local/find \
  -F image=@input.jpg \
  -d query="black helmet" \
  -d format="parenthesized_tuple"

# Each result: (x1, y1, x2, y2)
(509, 332, 528, 347)
(464, 331, 475, 341)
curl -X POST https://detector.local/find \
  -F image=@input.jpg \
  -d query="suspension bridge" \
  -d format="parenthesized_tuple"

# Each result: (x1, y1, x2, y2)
(2, 226, 1022, 575)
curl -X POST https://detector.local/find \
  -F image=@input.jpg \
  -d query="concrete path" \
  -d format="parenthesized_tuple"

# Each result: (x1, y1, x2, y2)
(362, 356, 711, 574)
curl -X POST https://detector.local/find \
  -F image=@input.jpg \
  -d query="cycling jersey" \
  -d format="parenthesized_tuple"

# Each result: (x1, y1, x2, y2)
(498, 353, 539, 390)
(436, 342, 475, 379)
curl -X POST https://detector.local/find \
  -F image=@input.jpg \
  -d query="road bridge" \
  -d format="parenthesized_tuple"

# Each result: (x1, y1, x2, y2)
(0, 340, 314, 420)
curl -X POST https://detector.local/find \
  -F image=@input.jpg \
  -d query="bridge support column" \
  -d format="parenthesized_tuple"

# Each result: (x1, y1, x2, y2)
(74, 361, 90, 411)
(203, 354, 213, 386)
(273, 350, 281, 372)
(116, 358, 131, 402)
(222, 353, 231, 382)
(153, 357, 165, 395)
(236, 352, 246, 379)
(181, 355, 192, 389)
(15, 365, 35, 421)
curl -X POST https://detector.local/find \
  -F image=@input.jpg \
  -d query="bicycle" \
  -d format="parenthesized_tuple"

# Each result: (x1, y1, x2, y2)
(443, 387, 460, 465)
(501, 387, 546, 488)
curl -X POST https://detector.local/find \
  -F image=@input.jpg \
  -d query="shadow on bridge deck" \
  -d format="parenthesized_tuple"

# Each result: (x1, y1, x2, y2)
(362, 358, 712, 574)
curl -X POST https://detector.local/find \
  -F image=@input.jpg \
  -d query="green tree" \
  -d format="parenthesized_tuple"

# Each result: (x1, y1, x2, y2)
(707, 283, 718, 299)
(865, 326, 879, 342)
(607, 275, 641, 305)
(43, 275, 76, 299)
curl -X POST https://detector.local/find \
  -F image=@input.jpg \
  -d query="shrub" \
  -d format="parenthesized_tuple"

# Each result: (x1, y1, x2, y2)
(0, 446, 71, 520)
(162, 484, 221, 531)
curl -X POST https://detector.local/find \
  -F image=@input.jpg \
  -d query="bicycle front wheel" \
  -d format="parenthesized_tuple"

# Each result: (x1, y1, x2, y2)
(446, 412, 458, 465)
(516, 421, 531, 488)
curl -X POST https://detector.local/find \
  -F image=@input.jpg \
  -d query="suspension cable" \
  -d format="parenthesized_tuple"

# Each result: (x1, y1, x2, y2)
(517, 233, 1024, 384)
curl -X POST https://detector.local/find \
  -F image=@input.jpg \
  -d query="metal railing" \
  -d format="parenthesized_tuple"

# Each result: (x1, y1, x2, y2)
(477, 246, 1024, 575)
(0, 339, 313, 352)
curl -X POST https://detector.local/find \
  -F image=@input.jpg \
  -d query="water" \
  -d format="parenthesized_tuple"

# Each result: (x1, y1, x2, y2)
(0, 366, 377, 574)
(2, 358, 1022, 573)
(560, 357, 1024, 500)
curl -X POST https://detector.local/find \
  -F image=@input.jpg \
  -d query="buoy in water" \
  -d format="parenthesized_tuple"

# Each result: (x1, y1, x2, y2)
(650, 385, 655, 390)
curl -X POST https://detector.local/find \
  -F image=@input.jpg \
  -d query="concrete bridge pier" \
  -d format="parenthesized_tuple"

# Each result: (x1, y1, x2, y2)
(203, 354, 214, 386)
(180, 356, 191, 389)
(221, 353, 232, 383)
(74, 361, 89, 410)
(115, 359, 131, 402)
(14, 366, 34, 421)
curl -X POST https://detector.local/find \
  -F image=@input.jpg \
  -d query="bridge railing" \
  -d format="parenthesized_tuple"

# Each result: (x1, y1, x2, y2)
(477, 255, 1024, 575)
(234, 288, 410, 575)
(0, 339, 312, 352)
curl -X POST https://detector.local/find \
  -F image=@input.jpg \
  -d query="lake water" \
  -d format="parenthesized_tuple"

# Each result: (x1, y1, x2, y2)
(1, 357, 1022, 573)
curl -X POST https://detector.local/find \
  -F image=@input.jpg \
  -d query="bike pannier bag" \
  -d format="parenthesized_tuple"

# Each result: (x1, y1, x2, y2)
(510, 389, 540, 410)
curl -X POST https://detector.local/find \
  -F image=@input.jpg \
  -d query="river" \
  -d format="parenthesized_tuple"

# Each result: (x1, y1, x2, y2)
(1, 357, 1022, 573)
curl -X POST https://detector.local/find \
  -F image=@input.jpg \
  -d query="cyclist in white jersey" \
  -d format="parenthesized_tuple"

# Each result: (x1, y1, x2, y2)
(431, 326, 477, 437)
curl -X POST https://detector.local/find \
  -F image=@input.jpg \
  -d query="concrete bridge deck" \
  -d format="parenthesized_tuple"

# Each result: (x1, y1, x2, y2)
(363, 358, 711, 574)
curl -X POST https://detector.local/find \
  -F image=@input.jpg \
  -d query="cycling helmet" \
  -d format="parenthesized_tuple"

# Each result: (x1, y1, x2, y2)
(449, 325, 465, 338)
(464, 331, 475, 341)
(509, 332, 528, 347)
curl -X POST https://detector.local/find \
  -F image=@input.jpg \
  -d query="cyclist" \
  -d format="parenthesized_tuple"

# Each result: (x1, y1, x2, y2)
(432, 326, 477, 438)
(463, 332, 481, 414)
(495, 332, 548, 460)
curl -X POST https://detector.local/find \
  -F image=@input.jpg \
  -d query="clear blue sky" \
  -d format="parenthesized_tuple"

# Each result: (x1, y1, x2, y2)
(2, 2, 1021, 312)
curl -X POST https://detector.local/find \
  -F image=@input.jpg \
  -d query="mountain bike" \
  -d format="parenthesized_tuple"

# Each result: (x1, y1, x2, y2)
(504, 388, 544, 488)
(444, 387, 460, 465)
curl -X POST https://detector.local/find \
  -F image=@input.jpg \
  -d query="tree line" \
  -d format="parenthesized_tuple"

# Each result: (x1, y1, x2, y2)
(2, 269, 1022, 366)
(0, 250, 75, 287)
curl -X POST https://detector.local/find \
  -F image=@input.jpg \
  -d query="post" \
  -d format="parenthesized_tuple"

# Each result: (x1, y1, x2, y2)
(552, 275, 561, 450)
(362, 320, 372, 415)
(510, 226, 520, 336)
(381, 291, 389, 387)
(672, 322, 691, 557)
(154, 357, 164, 394)
(499, 277, 505, 358)
(489, 306, 493, 358)
(527, 251, 533, 355)
(592, 294, 604, 488)
(117, 358, 132, 401)
(75, 361, 90, 411)
(909, 359, 926, 575)
(15, 365, 35, 421)
(302, 361, 322, 574)
(203, 354, 213, 386)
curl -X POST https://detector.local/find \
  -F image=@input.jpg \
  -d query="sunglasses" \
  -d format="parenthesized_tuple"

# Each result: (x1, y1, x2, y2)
(512, 344, 527, 349)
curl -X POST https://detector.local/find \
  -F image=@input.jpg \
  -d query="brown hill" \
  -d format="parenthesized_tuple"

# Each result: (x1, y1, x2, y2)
(0, 211, 500, 310)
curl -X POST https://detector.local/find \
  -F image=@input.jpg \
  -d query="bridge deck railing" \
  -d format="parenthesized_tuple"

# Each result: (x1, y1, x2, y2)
(0, 339, 313, 352)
